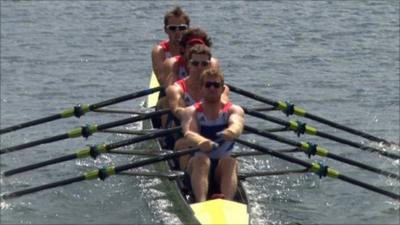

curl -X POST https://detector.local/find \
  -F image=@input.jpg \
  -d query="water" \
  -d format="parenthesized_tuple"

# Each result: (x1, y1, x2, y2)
(1, 1, 399, 224)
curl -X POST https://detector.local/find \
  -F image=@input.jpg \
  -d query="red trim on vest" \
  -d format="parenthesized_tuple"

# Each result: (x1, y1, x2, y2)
(175, 79, 188, 92)
(194, 101, 232, 113)
(159, 40, 170, 52)
(222, 102, 233, 112)
(194, 101, 203, 112)
(174, 55, 187, 66)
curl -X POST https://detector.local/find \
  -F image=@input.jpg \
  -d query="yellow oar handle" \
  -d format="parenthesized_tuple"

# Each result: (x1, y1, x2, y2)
(60, 104, 91, 118)
(84, 166, 116, 180)
(277, 101, 306, 116)
(310, 162, 340, 178)
(67, 124, 98, 138)
(76, 144, 107, 159)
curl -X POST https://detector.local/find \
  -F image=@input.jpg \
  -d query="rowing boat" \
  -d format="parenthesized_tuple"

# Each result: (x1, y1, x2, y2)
(143, 71, 250, 225)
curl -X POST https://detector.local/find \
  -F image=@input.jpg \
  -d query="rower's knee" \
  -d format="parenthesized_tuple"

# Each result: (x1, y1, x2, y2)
(216, 157, 238, 178)
(174, 137, 192, 150)
(188, 155, 211, 175)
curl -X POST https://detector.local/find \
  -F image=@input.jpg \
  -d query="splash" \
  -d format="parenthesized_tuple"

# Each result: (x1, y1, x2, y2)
(0, 199, 11, 210)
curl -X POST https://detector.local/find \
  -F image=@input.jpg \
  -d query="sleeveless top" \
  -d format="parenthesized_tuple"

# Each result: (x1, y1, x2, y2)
(193, 102, 235, 159)
(174, 78, 197, 106)
(159, 40, 172, 59)
(174, 55, 188, 79)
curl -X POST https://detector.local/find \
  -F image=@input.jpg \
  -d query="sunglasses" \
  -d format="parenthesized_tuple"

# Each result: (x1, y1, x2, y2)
(190, 60, 210, 67)
(166, 24, 188, 31)
(204, 81, 223, 89)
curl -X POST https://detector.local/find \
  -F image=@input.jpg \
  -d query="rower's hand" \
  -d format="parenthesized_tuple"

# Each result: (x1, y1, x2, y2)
(216, 130, 236, 142)
(199, 140, 219, 152)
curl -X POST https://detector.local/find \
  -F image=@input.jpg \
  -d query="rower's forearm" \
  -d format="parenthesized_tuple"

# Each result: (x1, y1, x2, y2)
(224, 122, 244, 140)
(185, 131, 209, 146)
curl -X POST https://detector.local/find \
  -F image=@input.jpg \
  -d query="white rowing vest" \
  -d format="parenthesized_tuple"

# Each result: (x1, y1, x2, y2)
(193, 101, 234, 159)
(174, 78, 198, 106)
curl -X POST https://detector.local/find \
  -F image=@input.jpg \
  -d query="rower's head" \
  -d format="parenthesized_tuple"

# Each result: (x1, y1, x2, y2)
(180, 27, 212, 56)
(164, 6, 190, 44)
(200, 68, 225, 102)
(188, 44, 211, 77)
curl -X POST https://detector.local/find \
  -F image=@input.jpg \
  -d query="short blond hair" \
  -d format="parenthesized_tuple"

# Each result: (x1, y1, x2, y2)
(200, 68, 224, 85)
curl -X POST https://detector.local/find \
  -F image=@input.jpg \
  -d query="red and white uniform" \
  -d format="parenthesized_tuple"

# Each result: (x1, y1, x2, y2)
(173, 55, 188, 79)
(193, 102, 235, 159)
(158, 40, 172, 59)
(174, 78, 197, 106)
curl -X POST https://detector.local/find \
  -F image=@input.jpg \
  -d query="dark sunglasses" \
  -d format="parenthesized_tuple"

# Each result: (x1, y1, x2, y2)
(166, 24, 188, 31)
(204, 81, 223, 88)
(190, 60, 210, 67)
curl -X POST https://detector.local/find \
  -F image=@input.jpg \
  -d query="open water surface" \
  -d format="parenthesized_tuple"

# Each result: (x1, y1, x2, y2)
(1, 1, 399, 224)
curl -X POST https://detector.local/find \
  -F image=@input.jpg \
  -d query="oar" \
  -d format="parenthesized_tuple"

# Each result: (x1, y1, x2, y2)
(244, 125, 400, 180)
(228, 84, 394, 145)
(0, 109, 170, 154)
(239, 168, 308, 179)
(236, 138, 400, 200)
(119, 170, 185, 180)
(1, 147, 199, 200)
(244, 108, 400, 160)
(2, 127, 181, 176)
(0, 86, 163, 135)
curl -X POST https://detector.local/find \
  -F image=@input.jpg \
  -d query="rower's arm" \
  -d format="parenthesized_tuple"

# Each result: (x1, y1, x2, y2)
(151, 45, 166, 85)
(183, 107, 215, 152)
(166, 84, 186, 120)
(164, 58, 179, 86)
(221, 105, 245, 141)
(221, 85, 230, 104)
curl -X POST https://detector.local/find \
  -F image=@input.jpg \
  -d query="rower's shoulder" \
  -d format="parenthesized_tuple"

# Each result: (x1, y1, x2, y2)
(210, 57, 220, 69)
(229, 103, 244, 115)
(151, 43, 165, 56)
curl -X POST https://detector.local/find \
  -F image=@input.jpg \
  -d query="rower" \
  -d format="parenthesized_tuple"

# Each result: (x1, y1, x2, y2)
(165, 45, 229, 165)
(151, 6, 190, 86)
(155, 27, 218, 126)
(181, 68, 245, 202)
(163, 27, 219, 86)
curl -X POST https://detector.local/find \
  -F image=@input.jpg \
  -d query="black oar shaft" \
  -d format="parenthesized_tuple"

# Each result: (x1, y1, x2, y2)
(244, 109, 400, 160)
(236, 138, 400, 200)
(0, 86, 163, 135)
(2, 176, 85, 199)
(244, 125, 400, 180)
(337, 174, 400, 200)
(89, 86, 163, 109)
(3, 126, 181, 176)
(0, 114, 62, 135)
(304, 112, 388, 144)
(1, 147, 198, 200)
(107, 126, 180, 150)
(0, 109, 170, 155)
(229, 84, 391, 145)
(0, 134, 69, 154)
(95, 108, 168, 131)
(3, 154, 77, 176)
(316, 131, 400, 160)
